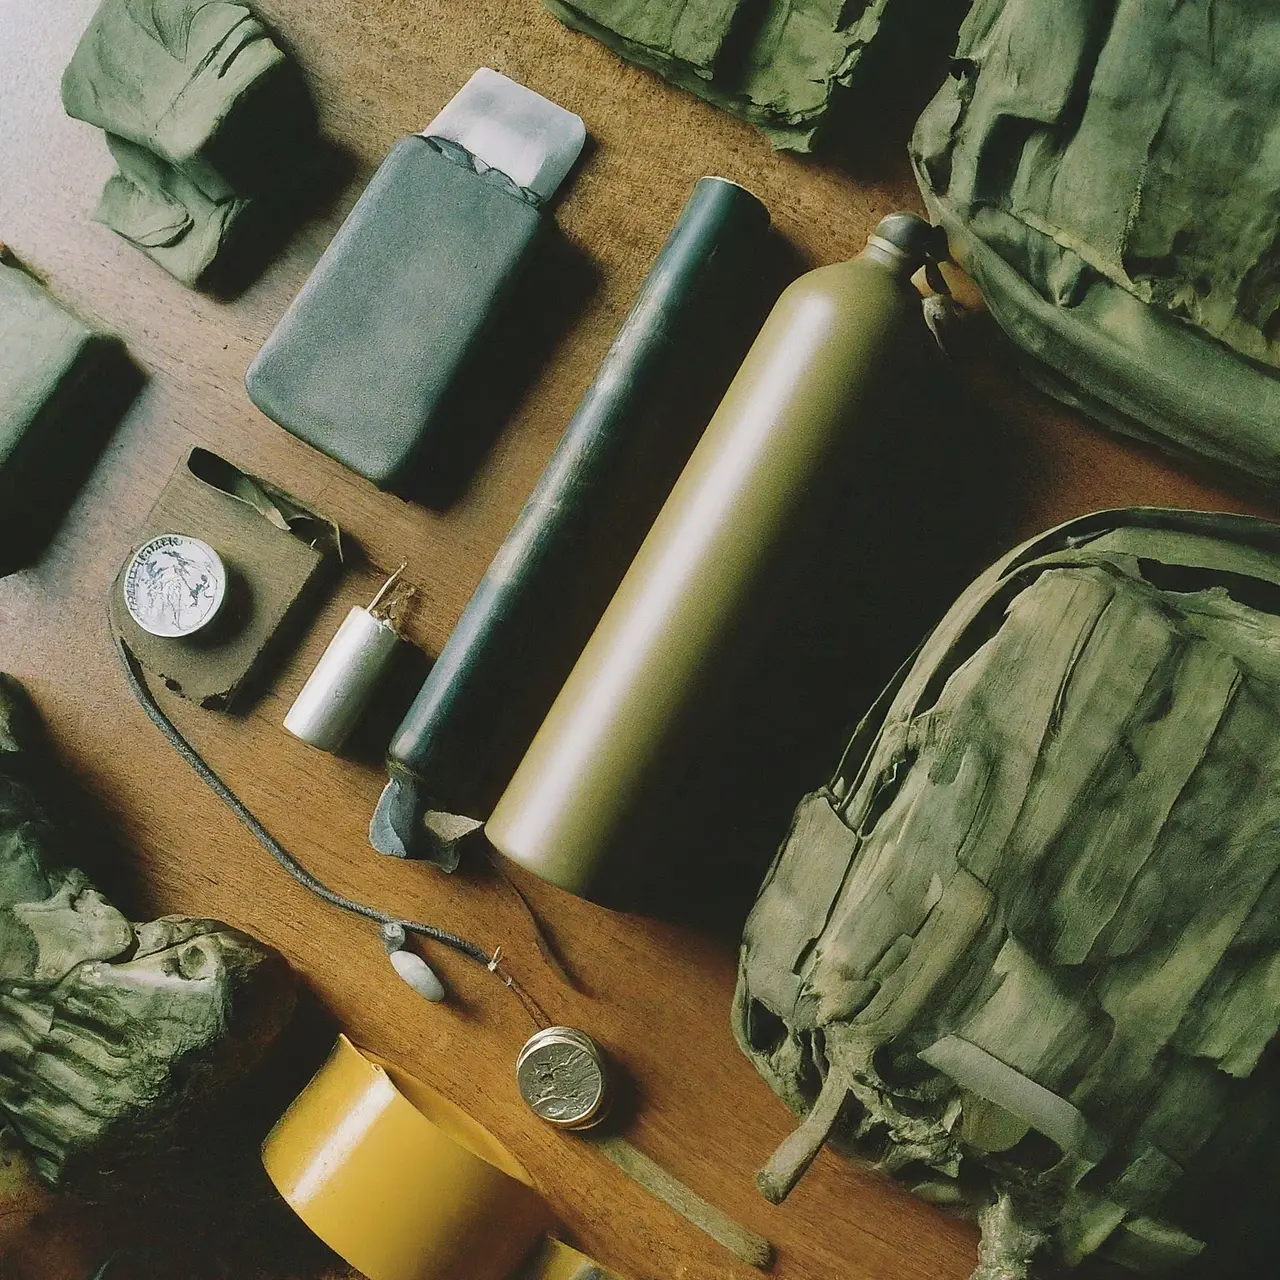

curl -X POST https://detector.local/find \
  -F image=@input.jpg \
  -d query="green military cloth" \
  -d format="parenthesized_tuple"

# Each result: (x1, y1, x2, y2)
(912, 0, 1280, 488)
(0, 258, 123, 576)
(544, 0, 918, 151)
(735, 508, 1280, 1278)
(61, 0, 312, 287)
(0, 674, 295, 1184)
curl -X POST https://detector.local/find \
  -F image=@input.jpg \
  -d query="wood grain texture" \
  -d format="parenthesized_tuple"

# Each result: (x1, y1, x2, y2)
(0, 3, 1275, 1279)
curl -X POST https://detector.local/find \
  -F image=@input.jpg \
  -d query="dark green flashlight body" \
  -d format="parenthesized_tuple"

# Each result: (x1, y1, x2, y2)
(370, 177, 771, 859)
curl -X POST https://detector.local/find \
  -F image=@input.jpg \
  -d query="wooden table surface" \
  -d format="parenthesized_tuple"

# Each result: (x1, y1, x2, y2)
(1, 3, 1275, 1279)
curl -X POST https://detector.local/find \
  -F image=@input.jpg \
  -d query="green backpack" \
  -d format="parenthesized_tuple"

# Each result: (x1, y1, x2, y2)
(912, 0, 1280, 488)
(735, 509, 1280, 1278)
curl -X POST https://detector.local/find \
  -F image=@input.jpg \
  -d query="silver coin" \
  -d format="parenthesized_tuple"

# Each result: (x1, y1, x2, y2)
(516, 1027, 610, 1129)
(123, 534, 227, 638)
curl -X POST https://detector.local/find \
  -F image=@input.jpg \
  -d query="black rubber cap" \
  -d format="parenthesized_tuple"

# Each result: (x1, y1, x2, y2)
(873, 212, 939, 272)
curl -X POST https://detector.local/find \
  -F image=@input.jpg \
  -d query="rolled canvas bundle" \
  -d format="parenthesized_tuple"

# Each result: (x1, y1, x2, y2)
(735, 508, 1280, 1279)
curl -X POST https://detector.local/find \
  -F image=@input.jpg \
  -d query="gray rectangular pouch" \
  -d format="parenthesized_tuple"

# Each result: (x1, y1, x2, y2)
(245, 134, 544, 492)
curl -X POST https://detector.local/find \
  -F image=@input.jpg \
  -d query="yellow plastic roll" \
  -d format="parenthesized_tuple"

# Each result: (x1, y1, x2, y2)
(262, 1036, 610, 1280)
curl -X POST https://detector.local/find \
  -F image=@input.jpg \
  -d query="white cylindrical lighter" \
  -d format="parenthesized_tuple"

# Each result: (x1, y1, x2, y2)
(285, 566, 410, 752)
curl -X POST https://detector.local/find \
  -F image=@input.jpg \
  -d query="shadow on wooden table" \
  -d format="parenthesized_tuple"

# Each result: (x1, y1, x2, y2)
(204, 137, 360, 304)
(199, 41, 358, 304)
(3, 339, 144, 581)
(823, 0, 969, 186)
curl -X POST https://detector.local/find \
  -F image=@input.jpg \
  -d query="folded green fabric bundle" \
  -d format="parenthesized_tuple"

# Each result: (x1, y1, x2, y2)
(912, 0, 1280, 488)
(62, 0, 312, 287)
(0, 258, 126, 575)
(544, 0, 919, 151)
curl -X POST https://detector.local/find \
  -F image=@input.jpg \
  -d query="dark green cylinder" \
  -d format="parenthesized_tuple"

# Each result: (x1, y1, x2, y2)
(370, 177, 771, 861)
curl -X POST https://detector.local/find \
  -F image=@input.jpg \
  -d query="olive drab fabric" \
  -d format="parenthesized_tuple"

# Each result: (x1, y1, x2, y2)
(912, 0, 1280, 488)
(61, 0, 314, 286)
(0, 675, 295, 1184)
(735, 509, 1280, 1279)
(542, 0, 924, 151)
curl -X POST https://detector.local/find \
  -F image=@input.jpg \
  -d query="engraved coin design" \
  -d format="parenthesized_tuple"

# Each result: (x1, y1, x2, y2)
(123, 534, 227, 638)
(516, 1027, 610, 1129)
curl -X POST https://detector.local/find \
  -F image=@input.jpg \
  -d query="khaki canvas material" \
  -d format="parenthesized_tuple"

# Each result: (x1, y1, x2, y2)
(912, 0, 1280, 487)
(736, 509, 1280, 1278)
(61, 0, 312, 285)
(544, 0, 921, 151)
